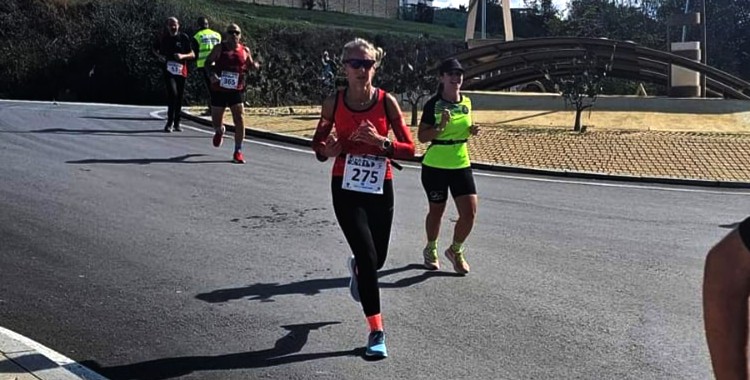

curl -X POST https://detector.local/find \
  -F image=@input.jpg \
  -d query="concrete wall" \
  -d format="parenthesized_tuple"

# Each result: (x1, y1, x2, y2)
(465, 91, 750, 114)
(239, 0, 400, 18)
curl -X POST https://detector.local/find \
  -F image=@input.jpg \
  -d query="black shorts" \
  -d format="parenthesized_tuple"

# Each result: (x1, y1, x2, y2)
(740, 217, 750, 250)
(210, 90, 244, 108)
(421, 165, 476, 204)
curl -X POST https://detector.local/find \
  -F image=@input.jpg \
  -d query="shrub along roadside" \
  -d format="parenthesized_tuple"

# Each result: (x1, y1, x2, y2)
(1, 0, 464, 107)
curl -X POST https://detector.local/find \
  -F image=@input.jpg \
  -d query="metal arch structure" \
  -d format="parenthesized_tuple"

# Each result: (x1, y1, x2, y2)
(444, 37, 750, 100)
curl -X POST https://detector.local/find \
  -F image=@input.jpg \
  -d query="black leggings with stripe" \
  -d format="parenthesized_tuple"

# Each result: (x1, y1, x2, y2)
(331, 177, 393, 317)
(740, 217, 750, 250)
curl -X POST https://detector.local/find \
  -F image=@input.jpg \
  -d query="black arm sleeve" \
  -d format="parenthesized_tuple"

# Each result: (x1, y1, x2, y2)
(420, 95, 438, 126)
(180, 34, 193, 54)
(190, 37, 200, 59)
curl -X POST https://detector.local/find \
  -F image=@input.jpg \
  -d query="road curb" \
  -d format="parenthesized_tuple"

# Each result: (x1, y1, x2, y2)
(0, 326, 107, 380)
(180, 111, 750, 189)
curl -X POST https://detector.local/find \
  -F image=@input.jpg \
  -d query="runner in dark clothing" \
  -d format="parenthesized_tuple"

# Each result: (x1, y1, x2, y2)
(311, 38, 415, 358)
(151, 17, 194, 132)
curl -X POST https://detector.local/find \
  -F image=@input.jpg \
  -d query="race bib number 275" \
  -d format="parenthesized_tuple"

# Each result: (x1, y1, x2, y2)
(342, 154, 386, 194)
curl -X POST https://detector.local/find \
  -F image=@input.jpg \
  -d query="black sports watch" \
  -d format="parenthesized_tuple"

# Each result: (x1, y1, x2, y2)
(381, 138, 392, 150)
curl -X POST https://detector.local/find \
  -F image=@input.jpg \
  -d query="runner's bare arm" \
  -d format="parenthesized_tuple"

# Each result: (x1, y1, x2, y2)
(244, 47, 260, 70)
(312, 94, 339, 161)
(418, 108, 449, 143)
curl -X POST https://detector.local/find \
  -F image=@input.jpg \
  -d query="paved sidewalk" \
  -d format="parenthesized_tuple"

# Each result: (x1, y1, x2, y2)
(0, 327, 102, 380)
(183, 110, 750, 187)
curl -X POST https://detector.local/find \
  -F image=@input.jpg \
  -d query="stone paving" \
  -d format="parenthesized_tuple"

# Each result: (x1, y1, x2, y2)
(193, 107, 750, 184)
(468, 127, 750, 182)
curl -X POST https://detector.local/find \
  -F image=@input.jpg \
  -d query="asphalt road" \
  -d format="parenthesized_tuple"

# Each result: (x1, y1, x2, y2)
(1, 100, 748, 380)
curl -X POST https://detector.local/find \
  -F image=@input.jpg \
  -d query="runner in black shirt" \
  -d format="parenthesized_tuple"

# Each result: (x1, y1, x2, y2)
(152, 17, 194, 132)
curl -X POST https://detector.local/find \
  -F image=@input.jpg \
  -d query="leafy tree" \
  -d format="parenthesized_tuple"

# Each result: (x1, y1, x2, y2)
(379, 43, 438, 126)
(703, 0, 750, 80)
(541, 50, 611, 131)
(523, 0, 560, 37)
(565, 0, 608, 38)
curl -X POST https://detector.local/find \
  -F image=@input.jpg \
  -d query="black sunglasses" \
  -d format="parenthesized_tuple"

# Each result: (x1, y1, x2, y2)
(344, 59, 376, 70)
(227, 30, 241, 35)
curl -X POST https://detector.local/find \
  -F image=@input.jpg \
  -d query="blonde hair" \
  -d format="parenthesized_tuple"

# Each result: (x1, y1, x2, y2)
(341, 38, 385, 68)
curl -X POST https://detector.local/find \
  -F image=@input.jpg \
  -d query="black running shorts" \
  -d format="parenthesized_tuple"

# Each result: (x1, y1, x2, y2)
(211, 90, 244, 108)
(420, 165, 476, 204)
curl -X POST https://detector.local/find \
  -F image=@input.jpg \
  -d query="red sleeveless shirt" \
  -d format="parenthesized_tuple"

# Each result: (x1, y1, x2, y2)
(211, 42, 249, 92)
(330, 89, 394, 179)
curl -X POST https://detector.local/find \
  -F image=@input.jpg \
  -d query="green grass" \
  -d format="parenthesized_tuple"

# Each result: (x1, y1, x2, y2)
(209, 0, 465, 39)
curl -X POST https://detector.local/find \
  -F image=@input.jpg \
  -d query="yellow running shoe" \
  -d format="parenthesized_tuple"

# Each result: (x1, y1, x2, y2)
(423, 247, 439, 270)
(445, 247, 470, 275)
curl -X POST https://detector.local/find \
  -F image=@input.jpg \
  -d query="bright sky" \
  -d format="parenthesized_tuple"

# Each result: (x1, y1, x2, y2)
(433, 0, 569, 12)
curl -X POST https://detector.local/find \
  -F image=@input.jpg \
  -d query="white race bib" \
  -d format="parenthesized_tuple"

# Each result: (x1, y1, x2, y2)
(342, 154, 386, 194)
(166, 61, 183, 76)
(220, 71, 240, 89)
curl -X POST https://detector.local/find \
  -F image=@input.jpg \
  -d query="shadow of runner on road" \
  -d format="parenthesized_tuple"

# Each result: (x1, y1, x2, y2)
(719, 220, 746, 229)
(80, 116, 157, 121)
(66, 154, 230, 165)
(79, 322, 357, 380)
(196, 263, 462, 303)
(31, 128, 166, 135)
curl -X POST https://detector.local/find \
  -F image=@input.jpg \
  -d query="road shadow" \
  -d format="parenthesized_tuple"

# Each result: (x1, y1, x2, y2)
(32, 127, 165, 135)
(66, 154, 230, 165)
(196, 263, 462, 303)
(80, 116, 156, 121)
(0, 353, 58, 373)
(79, 322, 363, 380)
(719, 221, 743, 229)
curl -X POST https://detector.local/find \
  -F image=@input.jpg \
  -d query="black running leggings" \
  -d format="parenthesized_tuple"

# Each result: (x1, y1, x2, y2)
(740, 217, 750, 251)
(331, 177, 394, 317)
(164, 74, 186, 125)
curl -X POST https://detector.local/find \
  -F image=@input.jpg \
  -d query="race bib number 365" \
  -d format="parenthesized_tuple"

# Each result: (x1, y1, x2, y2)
(220, 71, 240, 89)
(166, 61, 183, 76)
(342, 154, 386, 194)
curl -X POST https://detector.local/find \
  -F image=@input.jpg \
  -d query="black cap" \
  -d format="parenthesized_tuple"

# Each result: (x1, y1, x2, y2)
(439, 58, 464, 74)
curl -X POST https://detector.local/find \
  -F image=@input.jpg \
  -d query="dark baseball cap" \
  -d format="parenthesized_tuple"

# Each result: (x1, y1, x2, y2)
(439, 58, 464, 74)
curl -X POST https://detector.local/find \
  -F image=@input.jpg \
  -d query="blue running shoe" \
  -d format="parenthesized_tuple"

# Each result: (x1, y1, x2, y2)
(347, 256, 360, 303)
(365, 331, 388, 358)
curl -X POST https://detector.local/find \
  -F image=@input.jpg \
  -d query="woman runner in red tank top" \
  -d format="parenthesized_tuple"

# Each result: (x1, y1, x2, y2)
(311, 38, 415, 359)
(204, 23, 259, 164)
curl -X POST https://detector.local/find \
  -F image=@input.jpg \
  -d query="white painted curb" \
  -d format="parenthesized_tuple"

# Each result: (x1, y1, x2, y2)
(0, 326, 107, 380)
